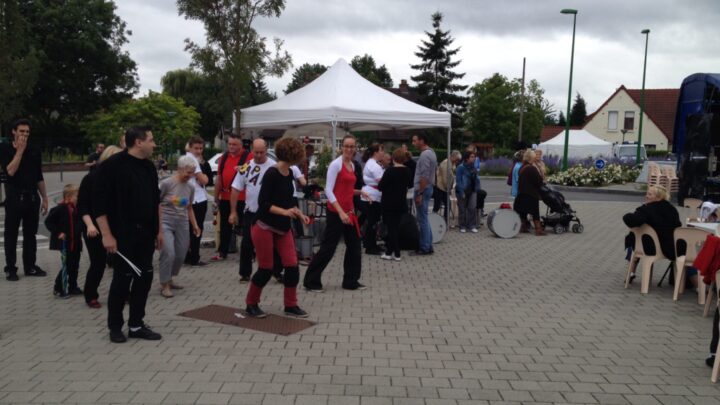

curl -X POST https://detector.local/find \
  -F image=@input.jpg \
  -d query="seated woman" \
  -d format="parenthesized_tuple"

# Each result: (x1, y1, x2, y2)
(622, 185, 693, 285)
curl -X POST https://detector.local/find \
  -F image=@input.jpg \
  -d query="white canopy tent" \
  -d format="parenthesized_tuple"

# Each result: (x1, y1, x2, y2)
(240, 58, 451, 148)
(538, 129, 613, 159)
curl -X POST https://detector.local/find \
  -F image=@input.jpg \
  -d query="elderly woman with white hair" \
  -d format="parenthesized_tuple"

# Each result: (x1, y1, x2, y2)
(158, 155, 202, 298)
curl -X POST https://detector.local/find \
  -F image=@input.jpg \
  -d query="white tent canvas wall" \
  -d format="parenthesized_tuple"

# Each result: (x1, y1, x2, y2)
(538, 129, 613, 159)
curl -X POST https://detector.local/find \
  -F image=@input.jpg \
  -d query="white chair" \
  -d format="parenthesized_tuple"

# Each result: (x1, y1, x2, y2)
(673, 227, 708, 303)
(625, 225, 671, 294)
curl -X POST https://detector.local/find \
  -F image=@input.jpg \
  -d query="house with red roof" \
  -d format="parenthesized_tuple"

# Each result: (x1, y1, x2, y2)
(582, 85, 679, 151)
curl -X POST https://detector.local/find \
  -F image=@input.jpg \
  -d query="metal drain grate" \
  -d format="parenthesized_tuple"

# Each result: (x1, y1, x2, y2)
(179, 304, 316, 336)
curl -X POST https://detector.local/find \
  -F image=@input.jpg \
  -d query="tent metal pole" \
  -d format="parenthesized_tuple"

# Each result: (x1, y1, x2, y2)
(331, 121, 337, 154)
(446, 127, 451, 225)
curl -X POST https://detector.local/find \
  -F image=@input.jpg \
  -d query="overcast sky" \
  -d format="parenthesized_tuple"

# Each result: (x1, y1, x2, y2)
(114, 0, 720, 116)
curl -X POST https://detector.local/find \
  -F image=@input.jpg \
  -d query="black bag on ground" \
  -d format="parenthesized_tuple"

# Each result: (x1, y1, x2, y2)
(398, 213, 420, 251)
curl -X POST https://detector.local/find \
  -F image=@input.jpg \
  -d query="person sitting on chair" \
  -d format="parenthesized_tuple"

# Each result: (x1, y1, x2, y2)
(622, 185, 688, 285)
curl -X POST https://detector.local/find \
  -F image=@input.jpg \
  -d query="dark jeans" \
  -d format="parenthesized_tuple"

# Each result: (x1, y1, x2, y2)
(54, 247, 81, 293)
(239, 211, 256, 278)
(3, 190, 40, 273)
(303, 211, 362, 290)
(433, 188, 448, 221)
(185, 200, 207, 264)
(383, 211, 403, 257)
(83, 232, 107, 303)
(218, 199, 243, 257)
(360, 201, 382, 251)
(107, 226, 155, 331)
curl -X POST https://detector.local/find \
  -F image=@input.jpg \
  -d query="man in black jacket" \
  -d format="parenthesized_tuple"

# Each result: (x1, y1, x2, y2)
(94, 126, 162, 343)
(0, 119, 49, 281)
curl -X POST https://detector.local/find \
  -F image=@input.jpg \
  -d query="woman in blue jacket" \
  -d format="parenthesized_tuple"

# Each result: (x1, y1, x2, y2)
(455, 151, 480, 233)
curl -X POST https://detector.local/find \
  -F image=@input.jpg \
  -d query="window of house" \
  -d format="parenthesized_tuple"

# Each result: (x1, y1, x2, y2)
(608, 111, 618, 130)
(624, 111, 635, 130)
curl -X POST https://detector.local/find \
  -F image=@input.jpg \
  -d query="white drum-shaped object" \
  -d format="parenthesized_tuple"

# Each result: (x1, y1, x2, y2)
(429, 212, 446, 243)
(487, 209, 521, 239)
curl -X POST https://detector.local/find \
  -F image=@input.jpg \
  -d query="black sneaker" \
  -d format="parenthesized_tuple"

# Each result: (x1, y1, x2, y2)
(239, 276, 251, 284)
(68, 287, 83, 295)
(364, 248, 383, 256)
(5, 272, 19, 281)
(25, 266, 47, 277)
(707, 355, 716, 367)
(109, 330, 127, 343)
(303, 285, 324, 293)
(342, 283, 367, 291)
(128, 325, 162, 340)
(284, 306, 309, 318)
(245, 304, 267, 318)
(410, 250, 433, 256)
(53, 289, 70, 299)
(191, 261, 208, 267)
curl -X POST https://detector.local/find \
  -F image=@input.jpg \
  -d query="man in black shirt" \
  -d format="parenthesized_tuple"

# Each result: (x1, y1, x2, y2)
(85, 143, 105, 171)
(94, 126, 162, 343)
(0, 119, 49, 281)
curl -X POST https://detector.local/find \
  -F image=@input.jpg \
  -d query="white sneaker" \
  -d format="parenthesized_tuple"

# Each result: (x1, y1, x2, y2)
(380, 254, 393, 260)
(459, 228, 467, 233)
(393, 256, 401, 262)
(470, 228, 478, 233)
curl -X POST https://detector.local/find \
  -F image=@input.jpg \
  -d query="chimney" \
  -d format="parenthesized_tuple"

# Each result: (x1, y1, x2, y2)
(399, 79, 409, 94)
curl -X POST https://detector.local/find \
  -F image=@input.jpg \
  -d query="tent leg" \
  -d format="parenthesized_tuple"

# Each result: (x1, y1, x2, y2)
(331, 121, 337, 154)
(446, 127, 452, 225)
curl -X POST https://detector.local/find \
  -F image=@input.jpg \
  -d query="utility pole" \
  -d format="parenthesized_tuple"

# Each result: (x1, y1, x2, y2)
(518, 57, 526, 142)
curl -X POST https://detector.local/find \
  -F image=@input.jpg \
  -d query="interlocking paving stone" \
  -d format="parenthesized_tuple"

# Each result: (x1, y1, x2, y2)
(2, 201, 720, 404)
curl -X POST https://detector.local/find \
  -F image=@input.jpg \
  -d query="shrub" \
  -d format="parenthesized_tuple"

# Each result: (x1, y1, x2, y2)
(547, 163, 640, 186)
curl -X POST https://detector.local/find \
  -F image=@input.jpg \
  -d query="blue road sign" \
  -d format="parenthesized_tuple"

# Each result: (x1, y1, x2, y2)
(594, 159, 606, 170)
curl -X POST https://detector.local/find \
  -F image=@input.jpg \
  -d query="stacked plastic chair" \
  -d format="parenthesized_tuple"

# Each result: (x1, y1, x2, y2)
(647, 162, 662, 186)
(660, 165, 680, 193)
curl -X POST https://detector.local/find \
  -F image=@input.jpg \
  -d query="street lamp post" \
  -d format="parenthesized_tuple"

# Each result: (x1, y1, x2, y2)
(560, 8, 578, 171)
(637, 29, 650, 163)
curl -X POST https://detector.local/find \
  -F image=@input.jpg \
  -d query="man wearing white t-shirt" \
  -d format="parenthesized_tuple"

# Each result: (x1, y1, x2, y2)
(184, 136, 209, 266)
(229, 139, 276, 283)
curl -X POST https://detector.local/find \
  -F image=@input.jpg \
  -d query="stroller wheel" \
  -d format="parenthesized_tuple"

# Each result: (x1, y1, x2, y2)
(575, 224, 584, 233)
(553, 224, 565, 234)
(572, 224, 579, 233)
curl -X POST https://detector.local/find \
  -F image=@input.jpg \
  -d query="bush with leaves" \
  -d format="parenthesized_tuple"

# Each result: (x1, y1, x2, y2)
(547, 163, 640, 187)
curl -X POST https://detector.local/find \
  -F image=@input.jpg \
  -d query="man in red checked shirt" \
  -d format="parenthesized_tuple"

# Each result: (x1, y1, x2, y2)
(211, 133, 252, 261)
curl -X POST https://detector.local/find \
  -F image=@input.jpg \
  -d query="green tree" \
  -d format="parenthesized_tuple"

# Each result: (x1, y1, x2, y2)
(350, 54, 393, 87)
(570, 92, 587, 126)
(162, 68, 231, 140)
(177, 0, 292, 132)
(410, 12, 468, 115)
(82, 92, 200, 150)
(19, 0, 138, 145)
(557, 111, 567, 126)
(464, 73, 517, 148)
(0, 0, 40, 130)
(513, 78, 553, 145)
(464, 74, 552, 148)
(285, 63, 327, 94)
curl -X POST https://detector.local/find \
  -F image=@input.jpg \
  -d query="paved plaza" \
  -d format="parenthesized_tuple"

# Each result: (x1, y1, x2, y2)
(1, 199, 719, 404)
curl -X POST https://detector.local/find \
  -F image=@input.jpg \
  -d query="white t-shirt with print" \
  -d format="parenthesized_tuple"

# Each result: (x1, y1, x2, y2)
(230, 158, 276, 213)
(185, 152, 208, 204)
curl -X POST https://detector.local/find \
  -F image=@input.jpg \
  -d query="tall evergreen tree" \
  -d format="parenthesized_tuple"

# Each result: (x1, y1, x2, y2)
(569, 92, 587, 126)
(410, 12, 468, 116)
(557, 111, 567, 126)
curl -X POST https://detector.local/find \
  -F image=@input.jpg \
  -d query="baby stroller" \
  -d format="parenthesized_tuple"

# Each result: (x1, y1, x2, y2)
(539, 185, 584, 234)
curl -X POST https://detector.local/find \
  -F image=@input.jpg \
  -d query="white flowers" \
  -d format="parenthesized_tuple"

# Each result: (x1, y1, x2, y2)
(547, 164, 640, 187)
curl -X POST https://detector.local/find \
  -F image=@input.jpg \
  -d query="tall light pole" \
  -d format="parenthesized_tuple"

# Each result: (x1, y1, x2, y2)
(560, 8, 577, 171)
(637, 29, 650, 163)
